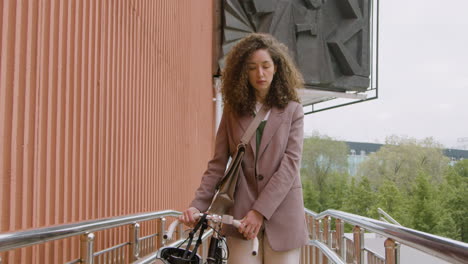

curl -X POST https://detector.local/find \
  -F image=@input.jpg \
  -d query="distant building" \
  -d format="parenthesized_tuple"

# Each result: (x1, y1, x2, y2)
(345, 141, 468, 176)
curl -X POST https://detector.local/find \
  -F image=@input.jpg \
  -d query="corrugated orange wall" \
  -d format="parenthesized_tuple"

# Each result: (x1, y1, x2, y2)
(0, 0, 215, 262)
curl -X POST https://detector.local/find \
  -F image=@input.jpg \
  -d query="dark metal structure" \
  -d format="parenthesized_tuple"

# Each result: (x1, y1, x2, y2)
(219, 0, 379, 113)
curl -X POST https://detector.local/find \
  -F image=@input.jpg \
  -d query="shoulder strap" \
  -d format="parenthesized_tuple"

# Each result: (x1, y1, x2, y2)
(240, 105, 269, 145)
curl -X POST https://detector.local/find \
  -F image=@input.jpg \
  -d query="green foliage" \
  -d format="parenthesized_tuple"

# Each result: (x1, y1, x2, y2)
(376, 180, 410, 226)
(301, 134, 467, 242)
(342, 176, 378, 218)
(409, 172, 440, 233)
(302, 132, 349, 178)
(438, 160, 468, 242)
(434, 213, 460, 241)
(453, 159, 468, 178)
(358, 136, 449, 192)
(324, 172, 349, 211)
(302, 176, 320, 211)
(301, 132, 350, 212)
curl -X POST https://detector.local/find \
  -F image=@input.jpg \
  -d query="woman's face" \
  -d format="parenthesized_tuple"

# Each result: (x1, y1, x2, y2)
(247, 49, 276, 102)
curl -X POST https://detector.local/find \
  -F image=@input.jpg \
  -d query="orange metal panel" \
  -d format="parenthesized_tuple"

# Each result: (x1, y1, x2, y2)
(0, 0, 214, 262)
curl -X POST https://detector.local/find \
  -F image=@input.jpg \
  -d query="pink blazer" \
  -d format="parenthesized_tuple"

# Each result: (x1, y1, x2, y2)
(190, 101, 308, 251)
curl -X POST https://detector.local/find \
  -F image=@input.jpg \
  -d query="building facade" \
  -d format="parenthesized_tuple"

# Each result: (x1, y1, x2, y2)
(0, 1, 216, 262)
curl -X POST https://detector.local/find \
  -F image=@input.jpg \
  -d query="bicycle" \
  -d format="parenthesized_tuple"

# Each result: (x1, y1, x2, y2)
(157, 213, 259, 264)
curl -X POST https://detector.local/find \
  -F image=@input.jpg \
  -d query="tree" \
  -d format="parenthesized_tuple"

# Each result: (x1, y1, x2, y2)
(376, 180, 410, 226)
(438, 160, 468, 242)
(302, 176, 320, 211)
(358, 136, 449, 193)
(453, 159, 468, 178)
(323, 172, 349, 211)
(342, 176, 378, 218)
(301, 133, 349, 186)
(409, 172, 440, 233)
(355, 136, 468, 241)
(301, 132, 350, 212)
(300, 134, 466, 242)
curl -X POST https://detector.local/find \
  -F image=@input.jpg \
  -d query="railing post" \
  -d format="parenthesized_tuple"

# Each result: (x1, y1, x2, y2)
(312, 243, 316, 264)
(80, 232, 95, 264)
(129, 223, 140, 261)
(309, 215, 315, 264)
(315, 219, 321, 264)
(300, 246, 304, 264)
(306, 245, 311, 264)
(308, 246, 311, 264)
(177, 222, 184, 240)
(385, 238, 400, 264)
(311, 215, 316, 240)
(322, 216, 330, 264)
(353, 226, 364, 264)
(396, 242, 400, 264)
(157, 217, 167, 248)
(316, 219, 322, 241)
(323, 216, 331, 247)
(336, 219, 345, 260)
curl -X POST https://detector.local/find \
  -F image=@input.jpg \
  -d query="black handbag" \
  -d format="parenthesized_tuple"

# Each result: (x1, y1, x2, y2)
(208, 106, 269, 215)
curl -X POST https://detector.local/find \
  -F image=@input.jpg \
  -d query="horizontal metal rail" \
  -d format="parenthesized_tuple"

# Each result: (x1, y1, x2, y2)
(309, 240, 345, 264)
(0, 210, 180, 252)
(363, 247, 384, 261)
(94, 242, 129, 257)
(140, 233, 159, 241)
(64, 258, 81, 264)
(377, 208, 401, 226)
(305, 209, 468, 264)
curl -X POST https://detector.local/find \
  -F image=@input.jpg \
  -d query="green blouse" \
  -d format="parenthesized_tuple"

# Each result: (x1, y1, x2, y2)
(256, 120, 267, 151)
(255, 120, 267, 166)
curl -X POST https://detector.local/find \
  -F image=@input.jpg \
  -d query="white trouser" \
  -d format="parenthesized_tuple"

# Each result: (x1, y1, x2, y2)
(226, 232, 301, 264)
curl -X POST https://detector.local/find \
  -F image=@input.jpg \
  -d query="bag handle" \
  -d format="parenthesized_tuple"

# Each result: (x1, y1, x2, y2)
(213, 105, 269, 190)
(239, 105, 269, 145)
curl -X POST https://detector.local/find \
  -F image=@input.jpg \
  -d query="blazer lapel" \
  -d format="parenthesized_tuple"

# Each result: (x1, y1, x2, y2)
(257, 106, 284, 160)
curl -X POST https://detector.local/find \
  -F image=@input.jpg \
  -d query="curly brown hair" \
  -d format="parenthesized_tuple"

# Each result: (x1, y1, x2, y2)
(221, 33, 303, 117)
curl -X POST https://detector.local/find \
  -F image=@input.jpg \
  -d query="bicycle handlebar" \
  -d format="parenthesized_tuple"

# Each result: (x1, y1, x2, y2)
(165, 213, 259, 256)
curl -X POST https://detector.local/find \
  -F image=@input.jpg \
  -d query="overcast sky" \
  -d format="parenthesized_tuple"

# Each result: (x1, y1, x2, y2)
(303, 0, 468, 149)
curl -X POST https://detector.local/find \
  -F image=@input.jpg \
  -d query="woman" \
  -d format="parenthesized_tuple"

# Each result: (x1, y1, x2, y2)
(180, 33, 308, 263)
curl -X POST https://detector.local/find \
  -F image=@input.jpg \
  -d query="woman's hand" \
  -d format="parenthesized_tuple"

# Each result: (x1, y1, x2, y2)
(178, 207, 200, 227)
(239, 210, 263, 240)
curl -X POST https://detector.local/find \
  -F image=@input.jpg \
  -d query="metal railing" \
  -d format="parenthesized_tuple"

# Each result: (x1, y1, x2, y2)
(2, 208, 468, 263)
(303, 208, 468, 264)
(377, 207, 402, 226)
(0, 210, 210, 264)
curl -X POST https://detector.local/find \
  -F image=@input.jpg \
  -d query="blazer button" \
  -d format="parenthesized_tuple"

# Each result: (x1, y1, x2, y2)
(257, 174, 264, 181)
